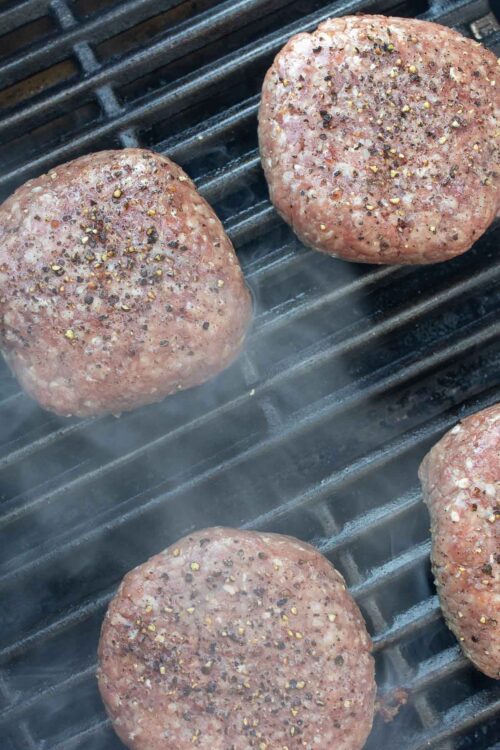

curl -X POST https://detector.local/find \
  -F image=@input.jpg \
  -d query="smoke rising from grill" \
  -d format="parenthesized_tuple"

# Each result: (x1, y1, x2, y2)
(2, 209, 498, 748)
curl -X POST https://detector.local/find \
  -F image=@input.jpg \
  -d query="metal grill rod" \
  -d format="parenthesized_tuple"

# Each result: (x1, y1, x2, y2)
(157, 95, 260, 165)
(0, 0, 406, 192)
(1, 284, 497, 545)
(0, 0, 180, 88)
(0, 589, 112, 665)
(408, 694, 500, 750)
(50, 0, 139, 149)
(1, 319, 497, 601)
(225, 201, 277, 247)
(51, 717, 111, 750)
(410, 647, 468, 693)
(1, 386, 497, 644)
(0, 417, 96, 471)
(252, 265, 399, 336)
(0, 674, 37, 750)
(0, 260, 388, 465)
(0, 664, 96, 728)
(0, 0, 293, 138)
(372, 596, 441, 651)
(319, 488, 422, 554)
(0, 0, 50, 35)
(198, 150, 262, 204)
(0, 548, 461, 728)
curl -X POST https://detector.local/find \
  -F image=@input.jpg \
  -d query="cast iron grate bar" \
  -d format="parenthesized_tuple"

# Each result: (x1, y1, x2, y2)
(0, 538, 473, 732)
(1, 272, 497, 547)
(1, 0, 498, 201)
(0, 0, 51, 36)
(0, 495, 435, 731)
(49, 0, 139, 148)
(314, 500, 445, 742)
(0, 0, 295, 140)
(0, 0, 182, 88)
(407, 694, 500, 750)
(0, 385, 498, 652)
(0, 674, 38, 750)
(0, 0, 421, 195)
(0, 559, 485, 749)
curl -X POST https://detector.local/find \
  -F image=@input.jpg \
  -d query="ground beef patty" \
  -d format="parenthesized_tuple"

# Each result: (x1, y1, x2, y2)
(0, 149, 251, 416)
(419, 404, 500, 679)
(98, 527, 376, 750)
(258, 15, 499, 264)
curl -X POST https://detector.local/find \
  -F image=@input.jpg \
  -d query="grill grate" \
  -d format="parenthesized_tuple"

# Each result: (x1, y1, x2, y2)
(0, 0, 499, 748)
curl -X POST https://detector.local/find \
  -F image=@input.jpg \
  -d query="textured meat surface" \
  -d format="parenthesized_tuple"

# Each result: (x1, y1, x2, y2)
(419, 404, 500, 678)
(259, 15, 499, 264)
(98, 527, 376, 750)
(0, 149, 252, 416)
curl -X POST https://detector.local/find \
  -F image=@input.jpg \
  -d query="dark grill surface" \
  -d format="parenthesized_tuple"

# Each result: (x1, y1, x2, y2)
(0, 0, 499, 748)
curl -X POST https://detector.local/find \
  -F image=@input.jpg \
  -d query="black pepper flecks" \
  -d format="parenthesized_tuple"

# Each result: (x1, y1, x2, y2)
(97, 528, 375, 749)
(0, 148, 251, 416)
(259, 15, 498, 264)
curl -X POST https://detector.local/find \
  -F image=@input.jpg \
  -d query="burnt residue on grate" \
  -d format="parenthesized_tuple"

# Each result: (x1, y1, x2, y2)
(0, 0, 499, 749)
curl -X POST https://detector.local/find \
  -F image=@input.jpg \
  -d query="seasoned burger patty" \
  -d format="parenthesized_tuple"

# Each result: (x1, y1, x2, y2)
(0, 149, 251, 416)
(419, 404, 500, 679)
(98, 527, 376, 750)
(258, 15, 499, 264)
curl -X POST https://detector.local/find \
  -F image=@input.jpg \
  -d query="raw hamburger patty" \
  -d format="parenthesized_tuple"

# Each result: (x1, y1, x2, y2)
(98, 527, 376, 750)
(419, 404, 500, 679)
(258, 15, 499, 264)
(0, 149, 251, 416)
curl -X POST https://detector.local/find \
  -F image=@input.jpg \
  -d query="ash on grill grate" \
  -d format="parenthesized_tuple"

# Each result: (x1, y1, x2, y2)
(0, 0, 499, 749)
